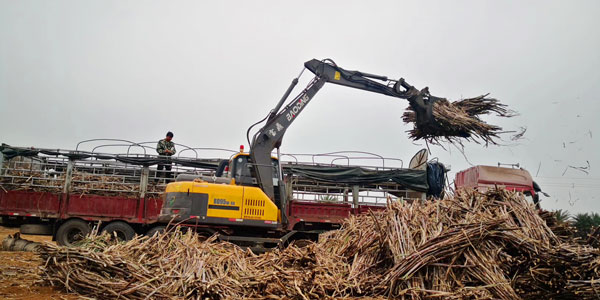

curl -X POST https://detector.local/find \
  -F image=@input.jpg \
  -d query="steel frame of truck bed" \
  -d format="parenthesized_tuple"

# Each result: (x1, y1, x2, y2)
(0, 144, 426, 244)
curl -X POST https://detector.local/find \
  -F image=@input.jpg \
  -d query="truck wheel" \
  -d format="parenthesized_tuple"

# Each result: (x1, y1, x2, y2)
(196, 228, 216, 241)
(290, 239, 313, 248)
(56, 219, 90, 247)
(20, 224, 53, 235)
(101, 221, 135, 241)
(145, 226, 166, 237)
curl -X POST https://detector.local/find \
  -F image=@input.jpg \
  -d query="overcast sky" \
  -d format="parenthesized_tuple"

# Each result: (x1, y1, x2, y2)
(1, 1, 599, 213)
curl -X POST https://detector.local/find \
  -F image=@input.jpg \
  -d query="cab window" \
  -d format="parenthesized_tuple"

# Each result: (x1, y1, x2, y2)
(231, 156, 253, 185)
(230, 155, 280, 186)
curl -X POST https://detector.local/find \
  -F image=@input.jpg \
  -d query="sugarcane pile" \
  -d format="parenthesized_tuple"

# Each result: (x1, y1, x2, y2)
(403, 94, 515, 145)
(39, 190, 600, 299)
(0, 168, 166, 197)
(539, 210, 581, 243)
(70, 172, 143, 197)
(70, 172, 166, 196)
(0, 169, 64, 192)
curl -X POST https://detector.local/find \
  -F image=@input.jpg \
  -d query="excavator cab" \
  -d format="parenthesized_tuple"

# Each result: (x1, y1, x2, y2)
(226, 153, 284, 207)
(228, 154, 279, 186)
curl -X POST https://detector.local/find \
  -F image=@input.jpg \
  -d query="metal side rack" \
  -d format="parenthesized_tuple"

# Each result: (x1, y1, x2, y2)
(1, 142, 429, 205)
(0, 144, 225, 199)
(279, 151, 424, 206)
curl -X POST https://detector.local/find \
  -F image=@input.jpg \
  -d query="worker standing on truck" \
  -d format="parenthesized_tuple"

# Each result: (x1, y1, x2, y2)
(156, 131, 176, 181)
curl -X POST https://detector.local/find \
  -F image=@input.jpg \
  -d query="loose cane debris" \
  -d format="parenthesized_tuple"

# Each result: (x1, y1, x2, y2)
(39, 189, 600, 299)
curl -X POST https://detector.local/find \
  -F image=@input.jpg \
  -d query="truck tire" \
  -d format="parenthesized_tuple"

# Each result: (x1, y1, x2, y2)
(145, 226, 166, 237)
(56, 219, 90, 247)
(20, 224, 53, 235)
(101, 221, 135, 241)
(290, 239, 313, 248)
(196, 228, 216, 241)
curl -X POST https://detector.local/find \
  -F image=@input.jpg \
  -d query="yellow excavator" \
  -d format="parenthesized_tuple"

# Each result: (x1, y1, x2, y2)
(157, 59, 446, 247)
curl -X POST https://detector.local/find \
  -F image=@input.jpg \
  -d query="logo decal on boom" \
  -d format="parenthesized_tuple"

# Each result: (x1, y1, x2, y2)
(286, 94, 310, 121)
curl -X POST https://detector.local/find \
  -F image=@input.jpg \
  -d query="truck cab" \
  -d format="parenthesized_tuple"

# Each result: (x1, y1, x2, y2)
(455, 165, 541, 205)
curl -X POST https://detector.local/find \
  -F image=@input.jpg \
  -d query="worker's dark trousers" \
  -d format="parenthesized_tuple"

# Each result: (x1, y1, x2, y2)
(157, 162, 172, 181)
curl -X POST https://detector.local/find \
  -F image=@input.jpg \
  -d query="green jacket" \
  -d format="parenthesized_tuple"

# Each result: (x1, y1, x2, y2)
(157, 139, 176, 156)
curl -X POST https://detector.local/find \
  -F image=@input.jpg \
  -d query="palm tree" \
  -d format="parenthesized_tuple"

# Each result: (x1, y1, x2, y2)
(552, 209, 571, 223)
(573, 212, 600, 238)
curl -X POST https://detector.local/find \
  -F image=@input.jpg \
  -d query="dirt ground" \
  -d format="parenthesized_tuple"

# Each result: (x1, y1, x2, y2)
(0, 226, 79, 300)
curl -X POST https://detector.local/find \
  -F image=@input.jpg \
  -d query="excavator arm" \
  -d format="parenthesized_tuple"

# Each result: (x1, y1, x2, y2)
(250, 59, 441, 203)
(303, 58, 442, 128)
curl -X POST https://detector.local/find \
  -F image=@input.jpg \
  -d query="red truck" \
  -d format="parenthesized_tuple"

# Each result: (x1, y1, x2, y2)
(455, 165, 544, 205)
(0, 144, 187, 246)
(1, 144, 441, 248)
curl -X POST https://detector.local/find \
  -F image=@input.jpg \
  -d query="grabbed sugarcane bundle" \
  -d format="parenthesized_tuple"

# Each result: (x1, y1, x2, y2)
(403, 87, 515, 145)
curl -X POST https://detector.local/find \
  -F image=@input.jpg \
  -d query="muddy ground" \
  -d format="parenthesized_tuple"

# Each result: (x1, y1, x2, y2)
(0, 226, 78, 299)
